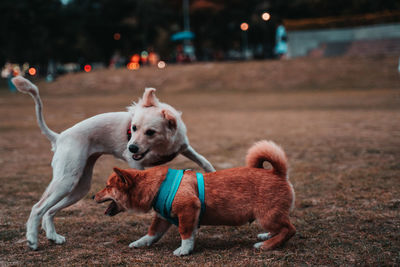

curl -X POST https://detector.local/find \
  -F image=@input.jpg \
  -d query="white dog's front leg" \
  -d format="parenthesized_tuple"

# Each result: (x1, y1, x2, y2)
(173, 233, 195, 256)
(181, 145, 215, 172)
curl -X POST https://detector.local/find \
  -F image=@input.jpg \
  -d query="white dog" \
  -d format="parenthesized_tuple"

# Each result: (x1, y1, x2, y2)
(12, 76, 215, 250)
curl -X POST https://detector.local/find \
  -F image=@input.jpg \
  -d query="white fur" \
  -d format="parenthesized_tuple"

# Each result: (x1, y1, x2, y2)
(12, 76, 215, 250)
(255, 232, 276, 248)
(257, 232, 273, 240)
(173, 233, 195, 256)
(129, 234, 162, 248)
(288, 180, 295, 211)
(254, 242, 263, 249)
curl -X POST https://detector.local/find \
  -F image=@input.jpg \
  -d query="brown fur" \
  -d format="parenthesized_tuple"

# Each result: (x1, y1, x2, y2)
(95, 140, 295, 252)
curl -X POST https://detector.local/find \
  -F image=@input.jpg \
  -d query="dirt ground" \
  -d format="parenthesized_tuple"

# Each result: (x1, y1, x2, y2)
(0, 57, 399, 266)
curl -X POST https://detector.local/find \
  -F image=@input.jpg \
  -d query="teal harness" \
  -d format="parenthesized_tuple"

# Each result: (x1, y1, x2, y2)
(153, 169, 205, 226)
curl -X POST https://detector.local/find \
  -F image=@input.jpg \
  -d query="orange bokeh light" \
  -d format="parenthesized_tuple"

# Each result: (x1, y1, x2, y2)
(127, 62, 140, 70)
(28, 67, 37, 76)
(240, 22, 249, 31)
(84, 64, 92, 72)
(148, 52, 159, 65)
(131, 54, 140, 63)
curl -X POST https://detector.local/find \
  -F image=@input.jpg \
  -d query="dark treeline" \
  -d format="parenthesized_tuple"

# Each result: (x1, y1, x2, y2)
(1, 0, 399, 66)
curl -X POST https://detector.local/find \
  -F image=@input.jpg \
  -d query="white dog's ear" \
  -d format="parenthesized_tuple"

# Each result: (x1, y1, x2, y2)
(113, 167, 132, 186)
(161, 109, 177, 129)
(141, 88, 159, 107)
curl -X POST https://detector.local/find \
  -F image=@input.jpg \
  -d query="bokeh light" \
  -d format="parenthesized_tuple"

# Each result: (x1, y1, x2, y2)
(141, 51, 148, 58)
(113, 33, 121, 40)
(28, 67, 37, 76)
(131, 54, 140, 63)
(141, 51, 149, 63)
(262, 12, 271, 21)
(84, 64, 92, 72)
(127, 62, 140, 70)
(148, 52, 159, 65)
(240, 22, 249, 31)
(157, 61, 166, 69)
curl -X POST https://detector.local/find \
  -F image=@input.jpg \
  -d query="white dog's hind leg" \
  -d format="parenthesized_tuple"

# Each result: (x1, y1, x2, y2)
(42, 159, 95, 244)
(26, 151, 86, 250)
(181, 145, 215, 172)
(41, 183, 90, 244)
(26, 178, 80, 250)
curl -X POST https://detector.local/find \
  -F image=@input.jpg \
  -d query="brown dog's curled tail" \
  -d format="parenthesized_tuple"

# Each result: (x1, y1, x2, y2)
(246, 140, 288, 179)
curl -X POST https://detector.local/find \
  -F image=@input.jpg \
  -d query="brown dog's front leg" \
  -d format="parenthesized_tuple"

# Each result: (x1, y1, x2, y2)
(129, 215, 171, 248)
(173, 198, 201, 256)
(148, 214, 172, 237)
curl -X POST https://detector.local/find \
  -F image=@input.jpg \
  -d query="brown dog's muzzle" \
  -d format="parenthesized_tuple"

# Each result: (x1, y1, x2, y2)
(104, 200, 121, 216)
(94, 191, 123, 216)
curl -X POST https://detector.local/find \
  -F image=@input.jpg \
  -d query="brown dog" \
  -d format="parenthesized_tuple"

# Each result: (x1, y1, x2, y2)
(94, 140, 295, 256)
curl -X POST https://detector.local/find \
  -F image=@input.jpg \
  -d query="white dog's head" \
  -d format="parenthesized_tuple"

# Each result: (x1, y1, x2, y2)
(126, 88, 186, 162)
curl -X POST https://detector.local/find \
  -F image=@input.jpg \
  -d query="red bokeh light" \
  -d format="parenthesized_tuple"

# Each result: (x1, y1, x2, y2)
(113, 33, 121, 40)
(84, 65, 92, 72)
(131, 54, 140, 63)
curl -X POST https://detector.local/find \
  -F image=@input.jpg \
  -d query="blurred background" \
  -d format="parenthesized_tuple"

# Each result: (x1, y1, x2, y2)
(1, 0, 400, 83)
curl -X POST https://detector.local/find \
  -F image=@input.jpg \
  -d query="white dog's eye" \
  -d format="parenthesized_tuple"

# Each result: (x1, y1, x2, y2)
(132, 125, 137, 132)
(145, 129, 156, 136)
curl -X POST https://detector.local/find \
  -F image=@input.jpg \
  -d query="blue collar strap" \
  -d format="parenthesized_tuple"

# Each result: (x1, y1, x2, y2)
(196, 172, 205, 218)
(153, 169, 205, 226)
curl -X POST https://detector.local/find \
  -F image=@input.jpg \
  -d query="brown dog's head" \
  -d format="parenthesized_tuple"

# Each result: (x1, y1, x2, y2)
(94, 167, 135, 216)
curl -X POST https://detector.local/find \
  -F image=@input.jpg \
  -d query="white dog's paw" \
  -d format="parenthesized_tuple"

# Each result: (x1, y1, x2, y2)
(129, 239, 147, 248)
(254, 242, 263, 249)
(26, 234, 38, 250)
(257, 232, 273, 240)
(27, 239, 38, 250)
(173, 246, 192, 256)
(47, 232, 66, 244)
(129, 235, 156, 248)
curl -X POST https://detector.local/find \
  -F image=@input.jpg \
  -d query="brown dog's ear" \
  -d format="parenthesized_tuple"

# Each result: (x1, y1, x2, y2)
(141, 88, 159, 107)
(113, 167, 132, 185)
(161, 109, 177, 129)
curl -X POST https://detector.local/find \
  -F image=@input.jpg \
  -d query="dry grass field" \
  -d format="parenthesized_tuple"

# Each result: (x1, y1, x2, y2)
(0, 56, 399, 266)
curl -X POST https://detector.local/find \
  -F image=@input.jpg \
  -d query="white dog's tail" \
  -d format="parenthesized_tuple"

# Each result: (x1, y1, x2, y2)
(12, 76, 59, 145)
(245, 140, 288, 179)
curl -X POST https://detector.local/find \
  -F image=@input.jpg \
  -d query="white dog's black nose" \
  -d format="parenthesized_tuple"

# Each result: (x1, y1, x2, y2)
(129, 144, 139, 153)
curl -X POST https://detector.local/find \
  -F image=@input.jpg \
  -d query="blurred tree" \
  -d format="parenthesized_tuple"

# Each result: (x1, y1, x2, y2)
(0, 0, 399, 67)
(0, 0, 64, 68)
